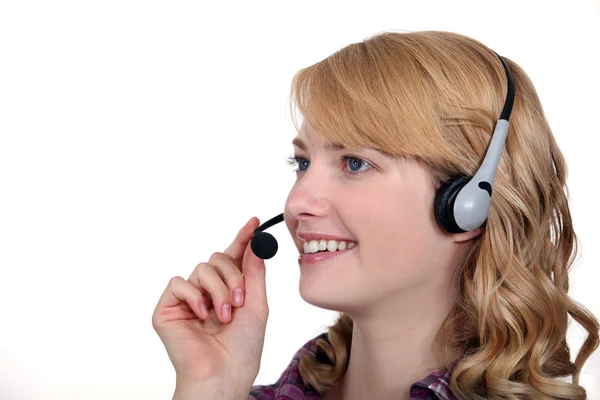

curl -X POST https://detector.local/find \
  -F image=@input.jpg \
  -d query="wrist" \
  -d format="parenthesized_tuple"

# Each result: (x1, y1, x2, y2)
(173, 377, 250, 400)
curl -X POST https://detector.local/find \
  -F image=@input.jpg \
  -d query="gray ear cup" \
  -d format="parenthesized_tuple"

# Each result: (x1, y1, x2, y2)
(434, 176, 470, 234)
(433, 51, 514, 234)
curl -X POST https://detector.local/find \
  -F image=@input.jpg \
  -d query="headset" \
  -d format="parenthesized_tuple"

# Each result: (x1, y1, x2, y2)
(250, 51, 515, 260)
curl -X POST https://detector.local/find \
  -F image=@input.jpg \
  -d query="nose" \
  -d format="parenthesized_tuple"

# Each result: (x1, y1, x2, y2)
(284, 166, 331, 222)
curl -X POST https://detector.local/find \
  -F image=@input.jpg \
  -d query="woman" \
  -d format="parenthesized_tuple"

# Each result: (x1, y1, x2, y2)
(152, 31, 599, 399)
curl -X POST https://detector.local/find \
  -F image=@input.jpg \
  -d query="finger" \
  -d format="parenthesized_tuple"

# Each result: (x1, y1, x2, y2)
(187, 255, 244, 310)
(155, 276, 208, 320)
(219, 242, 269, 347)
(208, 252, 246, 307)
(238, 239, 268, 319)
(187, 265, 213, 310)
(194, 262, 234, 323)
(223, 217, 260, 264)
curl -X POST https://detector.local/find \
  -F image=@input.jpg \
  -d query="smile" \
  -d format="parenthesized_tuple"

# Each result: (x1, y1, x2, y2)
(298, 244, 357, 265)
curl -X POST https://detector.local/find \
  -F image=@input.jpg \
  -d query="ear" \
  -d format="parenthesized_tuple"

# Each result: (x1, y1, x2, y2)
(452, 227, 482, 243)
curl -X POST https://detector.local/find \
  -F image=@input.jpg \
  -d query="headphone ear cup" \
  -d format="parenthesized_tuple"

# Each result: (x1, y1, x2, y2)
(434, 176, 470, 234)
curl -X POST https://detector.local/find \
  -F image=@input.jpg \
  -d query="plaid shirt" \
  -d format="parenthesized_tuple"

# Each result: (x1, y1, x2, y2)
(249, 333, 456, 400)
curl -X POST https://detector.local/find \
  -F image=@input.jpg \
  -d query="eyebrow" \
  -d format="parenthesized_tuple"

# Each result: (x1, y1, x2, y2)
(292, 137, 396, 159)
(292, 137, 346, 152)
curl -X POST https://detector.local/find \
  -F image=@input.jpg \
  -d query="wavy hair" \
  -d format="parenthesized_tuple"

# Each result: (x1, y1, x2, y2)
(287, 30, 599, 399)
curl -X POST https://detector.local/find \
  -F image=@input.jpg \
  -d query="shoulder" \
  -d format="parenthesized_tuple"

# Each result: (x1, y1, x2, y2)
(248, 332, 327, 400)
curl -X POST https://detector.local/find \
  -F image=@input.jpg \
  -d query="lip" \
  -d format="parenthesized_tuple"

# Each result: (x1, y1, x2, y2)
(298, 244, 357, 265)
(296, 232, 357, 242)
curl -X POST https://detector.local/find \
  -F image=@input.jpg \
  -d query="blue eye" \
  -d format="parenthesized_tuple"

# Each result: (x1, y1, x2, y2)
(342, 155, 370, 174)
(285, 154, 372, 175)
(286, 155, 310, 172)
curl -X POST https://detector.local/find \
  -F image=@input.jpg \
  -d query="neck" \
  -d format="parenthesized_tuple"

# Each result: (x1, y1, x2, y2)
(333, 284, 459, 400)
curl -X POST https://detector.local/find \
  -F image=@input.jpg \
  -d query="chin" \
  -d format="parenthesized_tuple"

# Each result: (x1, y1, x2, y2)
(298, 274, 364, 313)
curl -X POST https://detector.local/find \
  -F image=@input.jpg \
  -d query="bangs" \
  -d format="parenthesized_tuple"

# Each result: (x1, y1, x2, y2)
(288, 39, 446, 164)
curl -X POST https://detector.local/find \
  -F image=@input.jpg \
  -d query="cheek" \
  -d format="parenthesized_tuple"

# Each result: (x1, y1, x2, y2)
(353, 187, 436, 281)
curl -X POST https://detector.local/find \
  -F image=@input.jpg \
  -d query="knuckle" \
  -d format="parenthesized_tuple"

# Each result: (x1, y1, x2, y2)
(194, 262, 211, 274)
(208, 251, 226, 264)
(207, 253, 241, 285)
(169, 276, 184, 287)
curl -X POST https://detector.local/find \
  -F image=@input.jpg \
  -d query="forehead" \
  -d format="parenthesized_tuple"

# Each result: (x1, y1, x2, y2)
(293, 124, 395, 159)
(293, 122, 350, 151)
(292, 136, 345, 152)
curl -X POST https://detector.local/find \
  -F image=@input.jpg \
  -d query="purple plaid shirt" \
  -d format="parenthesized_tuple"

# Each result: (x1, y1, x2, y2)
(249, 333, 456, 400)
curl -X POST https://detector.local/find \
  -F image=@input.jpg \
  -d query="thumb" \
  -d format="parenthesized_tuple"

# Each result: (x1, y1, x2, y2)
(240, 239, 268, 317)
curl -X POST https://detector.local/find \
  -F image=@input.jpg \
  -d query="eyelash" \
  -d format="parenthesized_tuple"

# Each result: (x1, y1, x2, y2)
(285, 154, 373, 176)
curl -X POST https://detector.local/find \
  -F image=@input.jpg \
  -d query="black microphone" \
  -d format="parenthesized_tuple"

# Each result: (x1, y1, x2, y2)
(250, 213, 284, 259)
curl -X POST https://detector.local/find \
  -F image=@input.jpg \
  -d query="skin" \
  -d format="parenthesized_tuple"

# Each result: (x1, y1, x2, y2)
(283, 121, 481, 400)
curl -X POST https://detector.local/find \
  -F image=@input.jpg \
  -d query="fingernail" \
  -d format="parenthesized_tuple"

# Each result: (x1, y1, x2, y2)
(233, 287, 244, 306)
(200, 303, 208, 318)
(222, 303, 231, 321)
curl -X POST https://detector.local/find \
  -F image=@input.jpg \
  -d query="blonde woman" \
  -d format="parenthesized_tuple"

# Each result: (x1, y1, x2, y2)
(152, 31, 599, 399)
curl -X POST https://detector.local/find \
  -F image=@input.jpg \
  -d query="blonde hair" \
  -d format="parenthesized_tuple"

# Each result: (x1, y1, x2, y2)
(287, 30, 599, 399)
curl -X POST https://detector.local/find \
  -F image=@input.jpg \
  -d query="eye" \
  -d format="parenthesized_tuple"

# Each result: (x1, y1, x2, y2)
(340, 155, 372, 175)
(285, 154, 373, 176)
(286, 155, 310, 172)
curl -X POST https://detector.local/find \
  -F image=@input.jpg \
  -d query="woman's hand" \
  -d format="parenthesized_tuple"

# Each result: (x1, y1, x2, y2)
(152, 217, 269, 391)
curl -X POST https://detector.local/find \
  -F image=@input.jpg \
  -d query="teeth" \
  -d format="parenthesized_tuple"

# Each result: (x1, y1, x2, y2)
(318, 239, 327, 251)
(302, 239, 357, 254)
(326, 240, 337, 252)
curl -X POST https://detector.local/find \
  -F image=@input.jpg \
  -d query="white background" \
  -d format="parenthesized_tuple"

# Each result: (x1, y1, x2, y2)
(0, 1, 598, 399)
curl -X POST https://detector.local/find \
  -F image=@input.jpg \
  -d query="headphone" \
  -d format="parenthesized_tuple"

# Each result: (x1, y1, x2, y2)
(250, 51, 515, 259)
